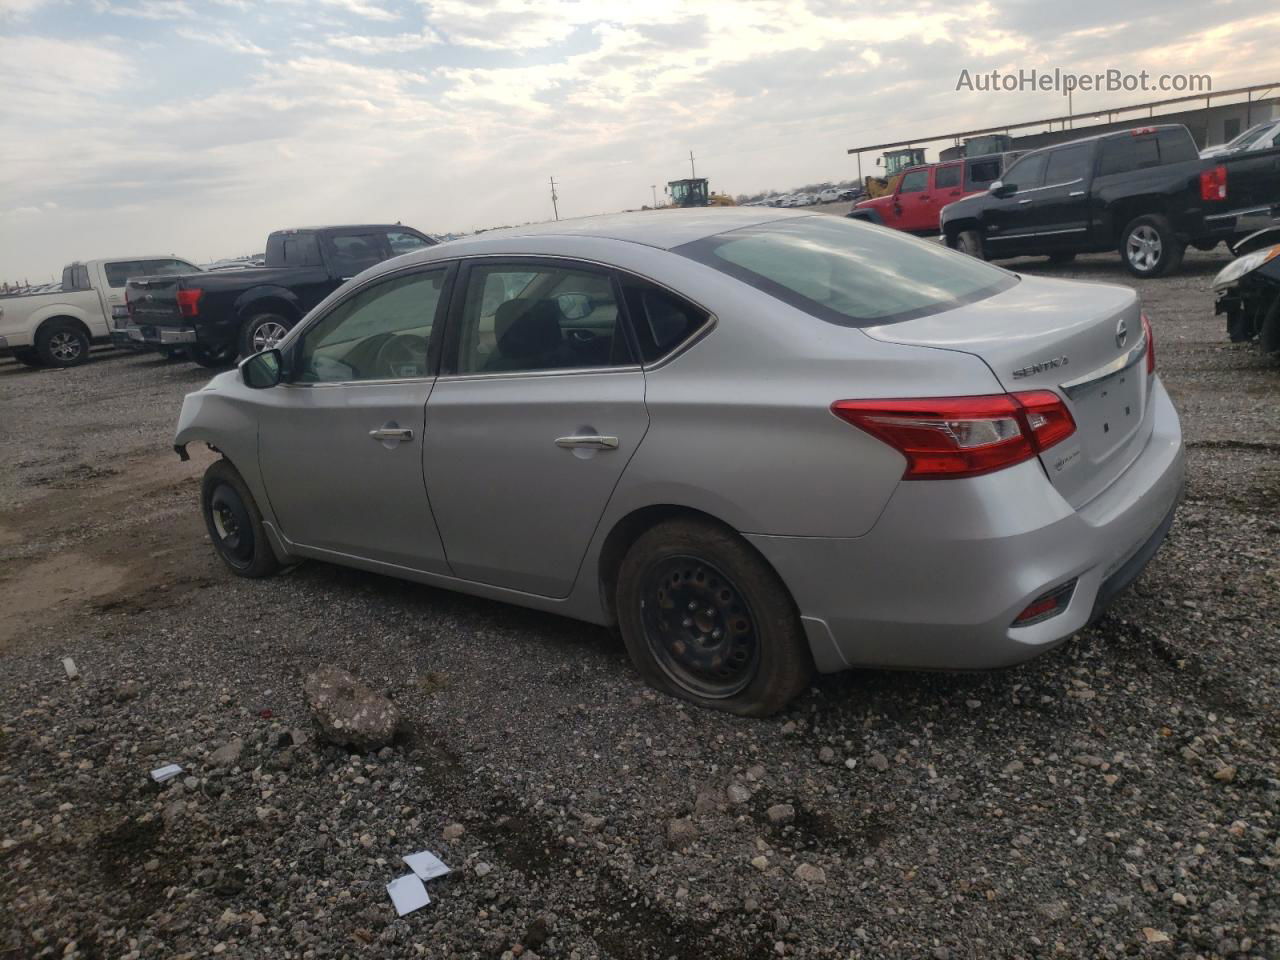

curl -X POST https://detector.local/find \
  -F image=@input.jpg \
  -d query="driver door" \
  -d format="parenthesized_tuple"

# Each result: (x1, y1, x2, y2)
(256, 263, 454, 572)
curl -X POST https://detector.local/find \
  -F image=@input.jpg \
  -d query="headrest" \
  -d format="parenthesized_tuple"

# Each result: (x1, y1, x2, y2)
(494, 298, 562, 360)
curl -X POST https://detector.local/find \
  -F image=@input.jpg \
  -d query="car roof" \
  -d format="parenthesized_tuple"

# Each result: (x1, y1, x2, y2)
(424, 208, 818, 254)
(270, 224, 412, 234)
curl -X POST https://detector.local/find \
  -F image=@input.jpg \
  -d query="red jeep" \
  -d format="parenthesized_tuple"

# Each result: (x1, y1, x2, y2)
(848, 154, 1007, 235)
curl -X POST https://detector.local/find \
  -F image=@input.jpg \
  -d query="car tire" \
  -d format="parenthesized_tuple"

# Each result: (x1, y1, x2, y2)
(239, 313, 292, 358)
(11, 347, 43, 367)
(34, 319, 90, 368)
(1121, 214, 1185, 278)
(616, 517, 812, 717)
(1047, 252, 1076, 263)
(956, 229, 985, 260)
(189, 344, 237, 369)
(201, 459, 281, 578)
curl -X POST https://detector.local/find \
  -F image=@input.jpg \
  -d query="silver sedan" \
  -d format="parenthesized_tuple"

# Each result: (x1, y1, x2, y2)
(175, 209, 1184, 715)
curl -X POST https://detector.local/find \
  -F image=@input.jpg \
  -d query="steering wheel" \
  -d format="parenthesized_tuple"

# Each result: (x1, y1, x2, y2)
(373, 333, 428, 379)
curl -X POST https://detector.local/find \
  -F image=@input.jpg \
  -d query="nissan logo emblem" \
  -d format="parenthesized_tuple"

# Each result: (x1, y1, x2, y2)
(1115, 318, 1129, 348)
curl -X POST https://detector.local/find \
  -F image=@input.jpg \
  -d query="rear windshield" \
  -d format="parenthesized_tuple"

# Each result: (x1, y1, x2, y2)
(676, 216, 1017, 326)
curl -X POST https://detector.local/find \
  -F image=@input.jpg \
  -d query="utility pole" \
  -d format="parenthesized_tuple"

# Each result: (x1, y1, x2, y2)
(549, 176, 559, 221)
(689, 151, 696, 178)
(651, 184, 658, 208)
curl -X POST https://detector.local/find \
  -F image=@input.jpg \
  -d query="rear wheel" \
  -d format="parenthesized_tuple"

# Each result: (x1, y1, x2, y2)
(239, 312, 291, 359)
(616, 518, 812, 716)
(35, 319, 90, 367)
(1121, 215, 1185, 277)
(201, 460, 280, 578)
(956, 229, 985, 260)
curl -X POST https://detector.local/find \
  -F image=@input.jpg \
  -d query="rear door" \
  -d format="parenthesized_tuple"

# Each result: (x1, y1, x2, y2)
(423, 257, 648, 597)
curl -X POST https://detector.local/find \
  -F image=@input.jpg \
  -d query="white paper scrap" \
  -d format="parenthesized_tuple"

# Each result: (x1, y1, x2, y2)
(403, 850, 451, 882)
(150, 764, 183, 783)
(386, 874, 430, 916)
(62, 657, 80, 680)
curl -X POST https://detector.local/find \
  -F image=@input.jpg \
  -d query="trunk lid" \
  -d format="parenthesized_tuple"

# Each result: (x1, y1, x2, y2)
(863, 275, 1152, 508)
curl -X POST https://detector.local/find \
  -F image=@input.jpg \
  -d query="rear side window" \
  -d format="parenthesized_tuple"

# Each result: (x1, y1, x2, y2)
(677, 216, 1017, 327)
(965, 158, 1001, 188)
(1043, 144, 1093, 184)
(280, 235, 322, 267)
(619, 277, 710, 362)
(323, 233, 388, 278)
(934, 165, 961, 189)
(898, 170, 929, 193)
(1098, 130, 1192, 175)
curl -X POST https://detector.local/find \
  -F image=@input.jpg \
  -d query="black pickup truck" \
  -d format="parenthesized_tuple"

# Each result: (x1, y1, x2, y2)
(126, 224, 435, 366)
(939, 124, 1280, 277)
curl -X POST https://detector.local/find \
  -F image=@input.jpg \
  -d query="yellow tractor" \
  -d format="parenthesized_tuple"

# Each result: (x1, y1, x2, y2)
(666, 178, 735, 207)
(863, 148, 926, 199)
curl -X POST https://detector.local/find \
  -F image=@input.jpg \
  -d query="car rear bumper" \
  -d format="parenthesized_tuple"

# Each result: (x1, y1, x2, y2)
(747, 379, 1185, 673)
(133, 323, 198, 346)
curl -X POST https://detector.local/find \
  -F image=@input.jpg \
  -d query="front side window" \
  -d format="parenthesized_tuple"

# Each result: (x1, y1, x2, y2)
(1003, 152, 1047, 191)
(898, 170, 929, 193)
(454, 262, 632, 374)
(677, 216, 1016, 327)
(387, 230, 433, 256)
(295, 269, 446, 383)
(104, 259, 199, 287)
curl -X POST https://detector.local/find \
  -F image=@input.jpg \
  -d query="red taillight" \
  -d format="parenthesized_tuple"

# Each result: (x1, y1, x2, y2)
(1012, 580, 1077, 627)
(831, 391, 1077, 480)
(1142, 312, 1155, 374)
(1199, 164, 1227, 202)
(176, 288, 203, 318)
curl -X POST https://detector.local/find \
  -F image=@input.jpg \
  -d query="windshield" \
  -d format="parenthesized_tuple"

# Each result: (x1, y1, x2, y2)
(1224, 123, 1269, 150)
(676, 215, 1017, 326)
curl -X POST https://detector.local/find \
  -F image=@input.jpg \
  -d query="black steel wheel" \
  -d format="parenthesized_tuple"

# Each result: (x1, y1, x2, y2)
(640, 555, 761, 700)
(201, 460, 281, 578)
(617, 517, 812, 716)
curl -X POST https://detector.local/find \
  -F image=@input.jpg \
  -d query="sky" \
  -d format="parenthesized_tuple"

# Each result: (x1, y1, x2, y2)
(1, 0, 1278, 279)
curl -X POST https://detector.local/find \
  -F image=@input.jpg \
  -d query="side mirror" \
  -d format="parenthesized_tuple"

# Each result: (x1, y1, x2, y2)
(241, 348, 283, 389)
(989, 180, 1015, 198)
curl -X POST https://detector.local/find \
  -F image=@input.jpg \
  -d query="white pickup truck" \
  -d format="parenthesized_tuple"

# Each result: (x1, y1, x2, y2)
(0, 255, 200, 367)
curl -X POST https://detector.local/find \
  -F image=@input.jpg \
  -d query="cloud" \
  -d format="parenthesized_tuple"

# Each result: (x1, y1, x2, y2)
(89, 0, 195, 19)
(0, 0, 48, 17)
(175, 26, 268, 55)
(326, 28, 442, 53)
(317, 0, 399, 22)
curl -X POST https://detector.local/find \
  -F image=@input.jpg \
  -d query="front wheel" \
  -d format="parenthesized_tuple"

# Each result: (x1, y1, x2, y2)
(955, 229, 985, 260)
(1121, 214, 1185, 277)
(616, 518, 812, 716)
(201, 460, 281, 578)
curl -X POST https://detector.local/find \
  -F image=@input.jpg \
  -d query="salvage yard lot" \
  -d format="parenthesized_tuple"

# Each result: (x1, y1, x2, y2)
(1, 249, 1278, 959)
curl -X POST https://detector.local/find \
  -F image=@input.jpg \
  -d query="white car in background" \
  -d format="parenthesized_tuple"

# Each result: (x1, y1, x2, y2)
(818, 188, 842, 203)
(0, 256, 199, 367)
(1200, 120, 1280, 159)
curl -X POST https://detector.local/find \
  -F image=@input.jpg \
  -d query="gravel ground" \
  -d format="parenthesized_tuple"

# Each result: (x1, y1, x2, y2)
(1, 249, 1277, 960)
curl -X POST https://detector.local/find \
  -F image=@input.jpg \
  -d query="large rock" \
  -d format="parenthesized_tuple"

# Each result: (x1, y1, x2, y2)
(303, 665, 401, 751)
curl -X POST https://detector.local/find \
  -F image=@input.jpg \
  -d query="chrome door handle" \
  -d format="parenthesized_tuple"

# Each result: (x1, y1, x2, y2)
(555, 435, 619, 450)
(1018, 198, 1033, 204)
(370, 427, 414, 442)
(1069, 190, 1085, 197)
